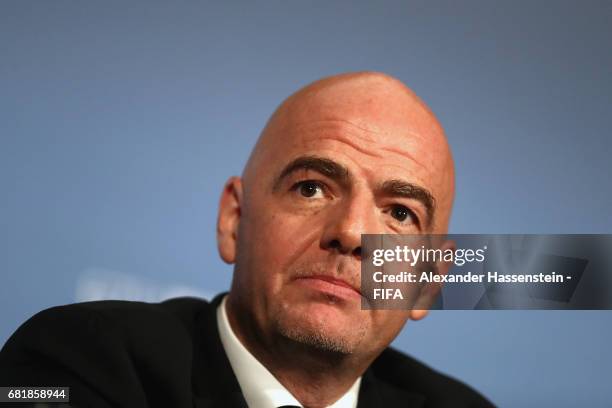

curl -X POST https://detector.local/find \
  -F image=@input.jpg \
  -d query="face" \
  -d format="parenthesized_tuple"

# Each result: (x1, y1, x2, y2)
(219, 74, 454, 358)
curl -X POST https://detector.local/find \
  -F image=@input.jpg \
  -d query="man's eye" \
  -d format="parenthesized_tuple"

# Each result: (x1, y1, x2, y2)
(296, 181, 324, 198)
(390, 205, 415, 223)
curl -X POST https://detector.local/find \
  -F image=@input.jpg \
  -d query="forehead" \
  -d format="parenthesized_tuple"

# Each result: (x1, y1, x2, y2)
(264, 90, 450, 195)
(244, 76, 455, 231)
(285, 75, 443, 137)
(280, 120, 433, 178)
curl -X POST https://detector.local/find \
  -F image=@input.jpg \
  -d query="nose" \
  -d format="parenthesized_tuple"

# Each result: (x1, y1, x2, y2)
(320, 193, 378, 259)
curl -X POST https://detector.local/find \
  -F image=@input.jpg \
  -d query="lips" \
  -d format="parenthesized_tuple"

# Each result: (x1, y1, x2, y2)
(295, 274, 362, 300)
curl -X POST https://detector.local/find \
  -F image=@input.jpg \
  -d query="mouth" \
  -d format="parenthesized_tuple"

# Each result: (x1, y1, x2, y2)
(294, 274, 362, 301)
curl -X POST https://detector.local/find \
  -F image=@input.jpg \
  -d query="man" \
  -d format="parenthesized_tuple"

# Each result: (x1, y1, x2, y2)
(0, 72, 493, 407)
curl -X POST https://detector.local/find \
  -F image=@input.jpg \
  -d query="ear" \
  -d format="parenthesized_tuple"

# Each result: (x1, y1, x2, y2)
(217, 177, 243, 264)
(409, 239, 456, 321)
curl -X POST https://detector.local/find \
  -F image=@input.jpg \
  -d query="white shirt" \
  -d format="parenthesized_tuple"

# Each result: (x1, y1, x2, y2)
(216, 296, 362, 408)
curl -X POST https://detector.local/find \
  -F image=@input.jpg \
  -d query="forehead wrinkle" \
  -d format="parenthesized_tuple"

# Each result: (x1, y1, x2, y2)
(379, 145, 429, 171)
(306, 129, 433, 179)
(293, 118, 387, 138)
(300, 134, 385, 160)
(288, 118, 438, 172)
(287, 118, 387, 151)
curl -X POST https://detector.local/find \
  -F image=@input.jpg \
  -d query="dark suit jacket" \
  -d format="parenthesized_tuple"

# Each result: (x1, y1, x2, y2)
(0, 294, 494, 407)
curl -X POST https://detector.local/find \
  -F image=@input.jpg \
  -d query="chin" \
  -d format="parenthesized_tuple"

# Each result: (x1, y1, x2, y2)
(272, 300, 369, 354)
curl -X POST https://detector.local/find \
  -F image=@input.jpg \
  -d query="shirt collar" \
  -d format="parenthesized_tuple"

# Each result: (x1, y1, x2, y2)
(216, 295, 361, 408)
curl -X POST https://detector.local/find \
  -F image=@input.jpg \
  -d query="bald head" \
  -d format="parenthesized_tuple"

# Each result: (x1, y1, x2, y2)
(264, 71, 445, 140)
(243, 71, 454, 232)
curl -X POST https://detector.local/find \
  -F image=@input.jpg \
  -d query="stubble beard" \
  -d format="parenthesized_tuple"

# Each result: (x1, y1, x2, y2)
(271, 260, 368, 354)
(272, 302, 369, 355)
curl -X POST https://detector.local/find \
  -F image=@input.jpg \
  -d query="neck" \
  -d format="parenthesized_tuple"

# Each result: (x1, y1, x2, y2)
(225, 296, 370, 407)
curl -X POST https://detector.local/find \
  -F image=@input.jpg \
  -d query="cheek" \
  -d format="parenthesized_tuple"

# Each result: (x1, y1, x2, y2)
(238, 204, 319, 286)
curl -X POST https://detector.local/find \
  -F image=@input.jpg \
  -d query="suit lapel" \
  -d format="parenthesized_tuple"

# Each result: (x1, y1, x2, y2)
(191, 293, 248, 408)
(357, 368, 425, 408)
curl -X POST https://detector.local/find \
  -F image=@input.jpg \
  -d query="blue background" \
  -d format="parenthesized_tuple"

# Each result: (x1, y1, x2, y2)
(1, 1, 611, 406)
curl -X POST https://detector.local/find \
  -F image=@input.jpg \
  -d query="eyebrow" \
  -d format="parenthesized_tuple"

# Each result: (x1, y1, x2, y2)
(273, 155, 436, 226)
(273, 155, 351, 190)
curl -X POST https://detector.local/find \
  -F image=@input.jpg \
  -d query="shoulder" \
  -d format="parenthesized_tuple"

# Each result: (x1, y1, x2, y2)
(0, 297, 218, 407)
(2, 297, 214, 352)
(369, 347, 494, 407)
